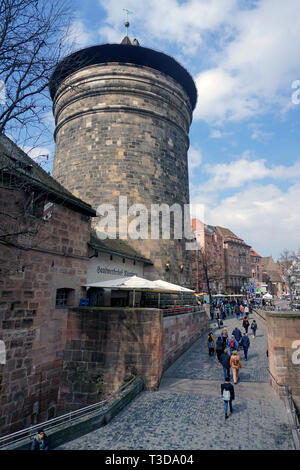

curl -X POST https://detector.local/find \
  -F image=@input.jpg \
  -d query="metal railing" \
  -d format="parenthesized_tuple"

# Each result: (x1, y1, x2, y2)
(267, 368, 300, 449)
(0, 376, 138, 450)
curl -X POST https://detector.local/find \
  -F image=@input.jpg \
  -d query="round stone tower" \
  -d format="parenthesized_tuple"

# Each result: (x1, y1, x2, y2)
(50, 38, 197, 285)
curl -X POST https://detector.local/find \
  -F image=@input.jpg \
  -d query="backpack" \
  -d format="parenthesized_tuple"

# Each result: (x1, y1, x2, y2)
(230, 339, 235, 348)
(232, 357, 239, 366)
(223, 388, 231, 401)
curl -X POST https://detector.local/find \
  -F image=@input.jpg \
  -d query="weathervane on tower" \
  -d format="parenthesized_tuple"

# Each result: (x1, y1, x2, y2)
(123, 8, 133, 37)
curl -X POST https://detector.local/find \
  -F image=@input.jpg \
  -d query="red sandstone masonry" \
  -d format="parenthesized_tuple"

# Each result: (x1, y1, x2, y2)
(265, 311, 300, 411)
(0, 195, 91, 436)
(57, 307, 209, 414)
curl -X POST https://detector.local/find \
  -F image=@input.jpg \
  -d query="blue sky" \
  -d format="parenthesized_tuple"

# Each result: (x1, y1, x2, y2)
(32, 0, 300, 260)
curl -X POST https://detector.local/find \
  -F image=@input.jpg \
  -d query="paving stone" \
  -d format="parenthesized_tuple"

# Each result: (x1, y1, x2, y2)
(56, 313, 294, 450)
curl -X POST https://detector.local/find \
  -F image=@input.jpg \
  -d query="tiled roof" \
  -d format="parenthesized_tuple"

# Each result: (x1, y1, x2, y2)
(250, 248, 261, 258)
(89, 231, 153, 264)
(0, 134, 96, 216)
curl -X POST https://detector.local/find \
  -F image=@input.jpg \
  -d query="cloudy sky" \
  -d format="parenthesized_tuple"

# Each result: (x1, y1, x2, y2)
(45, 0, 300, 260)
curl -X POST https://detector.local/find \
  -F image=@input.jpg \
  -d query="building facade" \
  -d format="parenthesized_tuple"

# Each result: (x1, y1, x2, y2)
(216, 226, 251, 295)
(50, 38, 197, 286)
(191, 219, 225, 294)
(261, 256, 286, 298)
(0, 135, 96, 435)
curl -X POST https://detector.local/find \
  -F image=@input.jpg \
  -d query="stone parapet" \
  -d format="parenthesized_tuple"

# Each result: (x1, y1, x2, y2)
(265, 310, 300, 411)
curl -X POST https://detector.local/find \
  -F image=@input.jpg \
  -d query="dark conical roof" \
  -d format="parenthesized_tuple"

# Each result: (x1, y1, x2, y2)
(49, 43, 197, 110)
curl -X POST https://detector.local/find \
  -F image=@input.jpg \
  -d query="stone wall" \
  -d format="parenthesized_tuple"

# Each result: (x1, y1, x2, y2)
(57, 307, 209, 414)
(265, 310, 300, 410)
(0, 196, 91, 436)
(52, 62, 194, 285)
(58, 308, 163, 413)
(163, 309, 209, 369)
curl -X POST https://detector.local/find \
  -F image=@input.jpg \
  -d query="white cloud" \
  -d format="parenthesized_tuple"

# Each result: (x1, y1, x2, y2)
(98, 0, 237, 50)
(66, 19, 93, 51)
(198, 155, 300, 192)
(188, 147, 203, 170)
(194, 0, 300, 121)
(198, 183, 300, 258)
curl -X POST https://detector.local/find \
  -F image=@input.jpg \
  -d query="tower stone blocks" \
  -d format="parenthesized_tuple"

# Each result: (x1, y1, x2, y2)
(50, 44, 197, 284)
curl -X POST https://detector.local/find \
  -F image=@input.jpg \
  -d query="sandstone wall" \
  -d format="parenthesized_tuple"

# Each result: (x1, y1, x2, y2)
(163, 309, 209, 369)
(0, 197, 91, 436)
(58, 308, 163, 413)
(52, 63, 194, 285)
(58, 307, 209, 413)
(265, 311, 300, 410)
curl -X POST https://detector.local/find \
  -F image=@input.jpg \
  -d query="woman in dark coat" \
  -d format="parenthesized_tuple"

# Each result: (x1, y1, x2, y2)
(216, 336, 225, 362)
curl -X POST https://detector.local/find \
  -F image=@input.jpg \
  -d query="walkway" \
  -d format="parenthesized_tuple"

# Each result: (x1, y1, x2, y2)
(56, 312, 294, 450)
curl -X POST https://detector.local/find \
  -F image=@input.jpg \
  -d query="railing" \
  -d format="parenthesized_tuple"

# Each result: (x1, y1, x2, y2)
(163, 305, 203, 317)
(267, 368, 300, 449)
(0, 376, 137, 450)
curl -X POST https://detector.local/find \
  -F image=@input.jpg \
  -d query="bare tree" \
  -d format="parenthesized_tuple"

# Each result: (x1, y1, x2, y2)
(0, 0, 73, 142)
(278, 249, 300, 301)
(195, 247, 225, 304)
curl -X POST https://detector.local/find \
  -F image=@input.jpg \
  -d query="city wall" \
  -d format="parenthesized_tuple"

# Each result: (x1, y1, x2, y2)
(0, 200, 91, 436)
(57, 307, 209, 413)
(264, 310, 300, 410)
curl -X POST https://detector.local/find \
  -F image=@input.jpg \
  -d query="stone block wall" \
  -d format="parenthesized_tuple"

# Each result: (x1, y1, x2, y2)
(265, 311, 300, 410)
(52, 62, 194, 285)
(0, 196, 91, 436)
(57, 308, 163, 413)
(58, 306, 210, 414)
(163, 309, 209, 370)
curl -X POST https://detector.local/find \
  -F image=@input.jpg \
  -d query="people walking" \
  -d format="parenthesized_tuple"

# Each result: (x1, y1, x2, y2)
(239, 304, 245, 318)
(230, 350, 242, 384)
(216, 336, 225, 362)
(219, 350, 231, 381)
(234, 303, 240, 320)
(241, 333, 250, 360)
(232, 326, 242, 347)
(250, 320, 258, 338)
(221, 327, 228, 349)
(30, 429, 49, 450)
(221, 378, 235, 419)
(242, 316, 250, 333)
(227, 335, 239, 356)
(207, 332, 216, 356)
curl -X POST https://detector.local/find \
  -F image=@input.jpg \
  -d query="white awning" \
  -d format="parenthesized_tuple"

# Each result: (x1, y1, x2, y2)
(152, 279, 194, 293)
(85, 275, 158, 290)
(85, 276, 194, 293)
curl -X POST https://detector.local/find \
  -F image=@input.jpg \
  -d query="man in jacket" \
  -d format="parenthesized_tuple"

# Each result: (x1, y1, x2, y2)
(221, 378, 235, 419)
(31, 429, 49, 450)
(241, 332, 250, 360)
(230, 351, 242, 384)
(232, 326, 242, 346)
(242, 316, 250, 333)
(219, 350, 231, 380)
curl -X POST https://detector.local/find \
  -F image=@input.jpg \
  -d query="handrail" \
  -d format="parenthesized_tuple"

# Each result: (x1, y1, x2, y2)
(0, 376, 137, 449)
(267, 368, 300, 449)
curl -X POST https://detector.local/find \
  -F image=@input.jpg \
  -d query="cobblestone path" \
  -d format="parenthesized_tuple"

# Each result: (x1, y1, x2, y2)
(57, 312, 294, 450)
